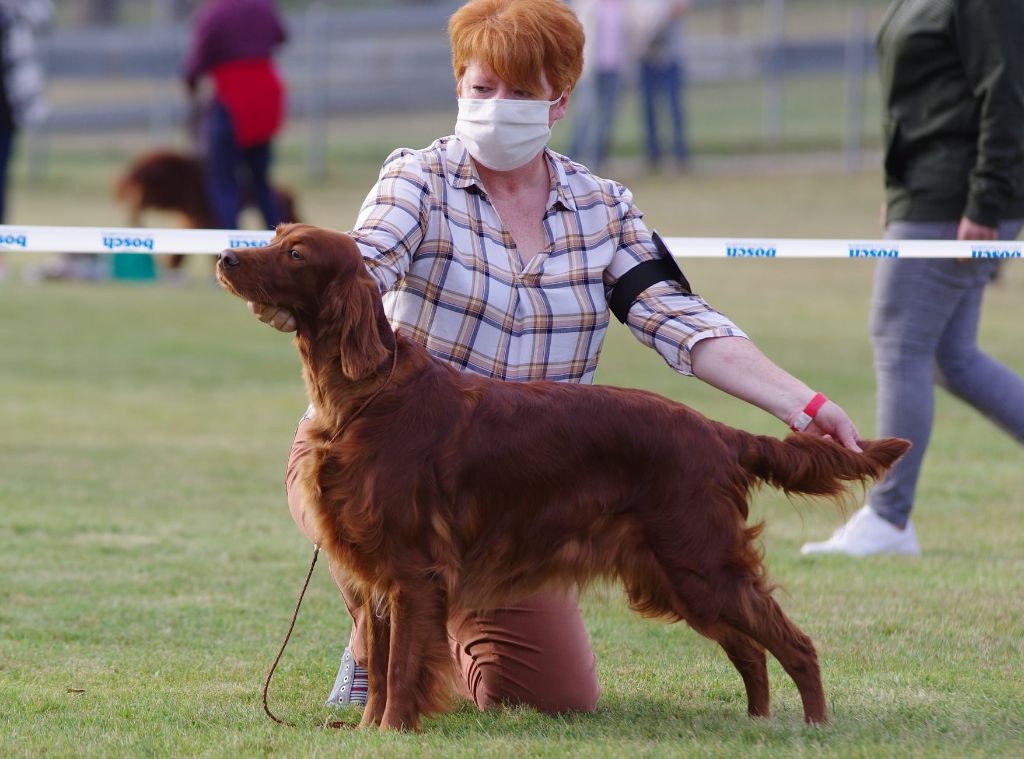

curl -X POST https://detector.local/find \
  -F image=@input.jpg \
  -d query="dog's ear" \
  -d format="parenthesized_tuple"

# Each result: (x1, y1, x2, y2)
(337, 277, 390, 381)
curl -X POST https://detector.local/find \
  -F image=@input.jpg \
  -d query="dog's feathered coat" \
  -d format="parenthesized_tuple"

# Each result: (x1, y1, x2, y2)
(218, 224, 910, 731)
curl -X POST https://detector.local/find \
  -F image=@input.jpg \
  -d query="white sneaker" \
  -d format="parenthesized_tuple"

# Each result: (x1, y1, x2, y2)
(800, 505, 920, 557)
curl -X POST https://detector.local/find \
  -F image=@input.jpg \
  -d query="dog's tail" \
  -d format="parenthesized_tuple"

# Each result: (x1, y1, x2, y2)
(732, 430, 910, 500)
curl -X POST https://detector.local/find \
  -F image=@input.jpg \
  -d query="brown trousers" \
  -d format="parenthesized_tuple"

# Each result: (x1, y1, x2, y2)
(286, 418, 600, 713)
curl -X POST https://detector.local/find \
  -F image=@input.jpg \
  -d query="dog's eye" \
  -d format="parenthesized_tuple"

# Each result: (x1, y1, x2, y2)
(289, 249, 304, 261)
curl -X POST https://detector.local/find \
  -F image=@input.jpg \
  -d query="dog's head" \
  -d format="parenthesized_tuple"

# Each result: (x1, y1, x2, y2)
(217, 223, 391, 380)
(216, 223, 363, 312)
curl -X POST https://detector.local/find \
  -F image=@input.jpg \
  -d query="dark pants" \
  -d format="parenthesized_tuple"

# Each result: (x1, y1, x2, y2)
(286, 417, 601, 713)
(640, 60, 688, 164)
(869, 220, 1024, 527)
(0, 127, 16, 222)
(203, 101, 280, 230)
(570, 69, 622, 170)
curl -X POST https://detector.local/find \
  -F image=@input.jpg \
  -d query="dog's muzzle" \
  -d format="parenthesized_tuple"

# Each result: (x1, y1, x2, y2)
(219, 250, 241, 270)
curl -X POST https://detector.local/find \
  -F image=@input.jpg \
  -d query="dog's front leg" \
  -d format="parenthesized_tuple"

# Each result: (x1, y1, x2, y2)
(359, 597, 391, 728)
(380, 581, 450, 731)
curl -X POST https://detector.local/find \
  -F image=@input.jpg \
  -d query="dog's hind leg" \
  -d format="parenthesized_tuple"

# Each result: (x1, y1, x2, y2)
(657, 571, 824, 723)
(714, 585, 827, 724)
(379, 580, 452, 731)
(625, 563, 775, 720)
(705, 623, 770, 718)
(625, 543, 819, 723)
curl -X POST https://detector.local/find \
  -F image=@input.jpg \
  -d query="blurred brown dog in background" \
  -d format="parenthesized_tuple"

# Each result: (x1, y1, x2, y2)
(115, 149, 301, 272)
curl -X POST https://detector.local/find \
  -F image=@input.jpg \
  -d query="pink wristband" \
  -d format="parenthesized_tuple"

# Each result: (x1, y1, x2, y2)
(789, 392, 828, 432)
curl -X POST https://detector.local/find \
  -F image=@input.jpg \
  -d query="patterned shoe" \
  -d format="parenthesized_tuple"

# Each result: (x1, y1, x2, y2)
(325, 646, 369, 707)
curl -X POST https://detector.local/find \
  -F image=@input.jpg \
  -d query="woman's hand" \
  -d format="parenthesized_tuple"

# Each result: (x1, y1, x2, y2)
(247, 301, 297, 332)
(957, 217, 998, 241)
(800, 400, 862, 453)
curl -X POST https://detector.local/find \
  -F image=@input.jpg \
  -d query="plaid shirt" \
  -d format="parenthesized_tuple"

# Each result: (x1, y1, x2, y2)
(348, 136, 745, 384)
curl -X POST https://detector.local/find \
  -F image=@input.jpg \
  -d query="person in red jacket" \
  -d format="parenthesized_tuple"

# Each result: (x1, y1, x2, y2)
(183, 0, 287, 231)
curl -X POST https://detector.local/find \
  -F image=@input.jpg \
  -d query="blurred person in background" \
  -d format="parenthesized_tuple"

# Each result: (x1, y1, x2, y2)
(0, 0, 53, 282)
(569, 0, 631, 172)
(636, 0, 690, 171)
(802, 0, 1024, 558)
(183, 0, 287, 232)
(249, 0, 865, 715)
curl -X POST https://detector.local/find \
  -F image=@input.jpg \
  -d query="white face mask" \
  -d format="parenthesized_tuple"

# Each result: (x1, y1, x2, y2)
(455, 96, 561, 171)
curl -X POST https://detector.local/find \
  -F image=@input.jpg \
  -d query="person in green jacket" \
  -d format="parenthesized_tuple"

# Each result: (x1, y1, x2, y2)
(802, 0, 1024, 557)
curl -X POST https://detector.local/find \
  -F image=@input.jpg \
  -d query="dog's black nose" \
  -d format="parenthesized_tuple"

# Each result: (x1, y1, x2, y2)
(219, 250, 241, 269)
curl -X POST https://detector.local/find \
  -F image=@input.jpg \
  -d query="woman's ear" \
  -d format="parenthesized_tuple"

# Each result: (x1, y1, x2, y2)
(550, 93, 569, 125)
(337, 278, 389, 381)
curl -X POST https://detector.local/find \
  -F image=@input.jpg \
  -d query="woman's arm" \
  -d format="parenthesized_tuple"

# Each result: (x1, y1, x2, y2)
(609, 188, 863, 451)
(690, 336, 862, 451)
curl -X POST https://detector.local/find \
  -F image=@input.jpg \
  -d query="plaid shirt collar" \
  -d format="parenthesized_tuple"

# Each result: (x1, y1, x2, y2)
(443, 137, 578, 213)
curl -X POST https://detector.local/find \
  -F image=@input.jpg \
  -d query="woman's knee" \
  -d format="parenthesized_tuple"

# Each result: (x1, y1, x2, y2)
(452, 590, 601, 714)
(535, 671, 600, 714)
(470, 660, 600, 714)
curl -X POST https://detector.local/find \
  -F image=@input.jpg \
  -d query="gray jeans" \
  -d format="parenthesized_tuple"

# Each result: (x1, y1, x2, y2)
(869, 219, 1024, 527)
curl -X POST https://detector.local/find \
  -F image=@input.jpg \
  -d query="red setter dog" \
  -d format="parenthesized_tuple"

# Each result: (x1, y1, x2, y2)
(217, 224, 909, 731)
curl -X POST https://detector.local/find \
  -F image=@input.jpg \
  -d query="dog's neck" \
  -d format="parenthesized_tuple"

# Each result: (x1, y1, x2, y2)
(294, 315, 396, 430)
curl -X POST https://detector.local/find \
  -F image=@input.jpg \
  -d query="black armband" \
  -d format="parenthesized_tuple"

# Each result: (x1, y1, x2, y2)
(608, 231, 693, 324)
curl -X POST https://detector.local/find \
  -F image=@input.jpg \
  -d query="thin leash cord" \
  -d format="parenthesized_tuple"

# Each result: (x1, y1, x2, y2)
(261, 542, 321, 727)
(262, 345, 399, 727)
(261, 542, 359, 731)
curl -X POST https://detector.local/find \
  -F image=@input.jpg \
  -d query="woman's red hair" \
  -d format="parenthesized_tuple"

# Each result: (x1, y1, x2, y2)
(448, 0, 584, 96)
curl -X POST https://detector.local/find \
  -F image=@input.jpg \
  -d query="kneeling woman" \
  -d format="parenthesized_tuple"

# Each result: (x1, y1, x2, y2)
(252, 0, 862, 714)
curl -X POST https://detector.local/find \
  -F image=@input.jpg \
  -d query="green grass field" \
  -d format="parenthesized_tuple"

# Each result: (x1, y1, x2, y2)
(2, 124, 1023, 758)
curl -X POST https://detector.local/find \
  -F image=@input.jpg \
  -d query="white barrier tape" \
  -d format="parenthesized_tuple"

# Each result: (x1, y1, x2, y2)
(0, 225, 274, 255)
(1, 225, 1021, 259)
(674, 237, 1023, 259)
